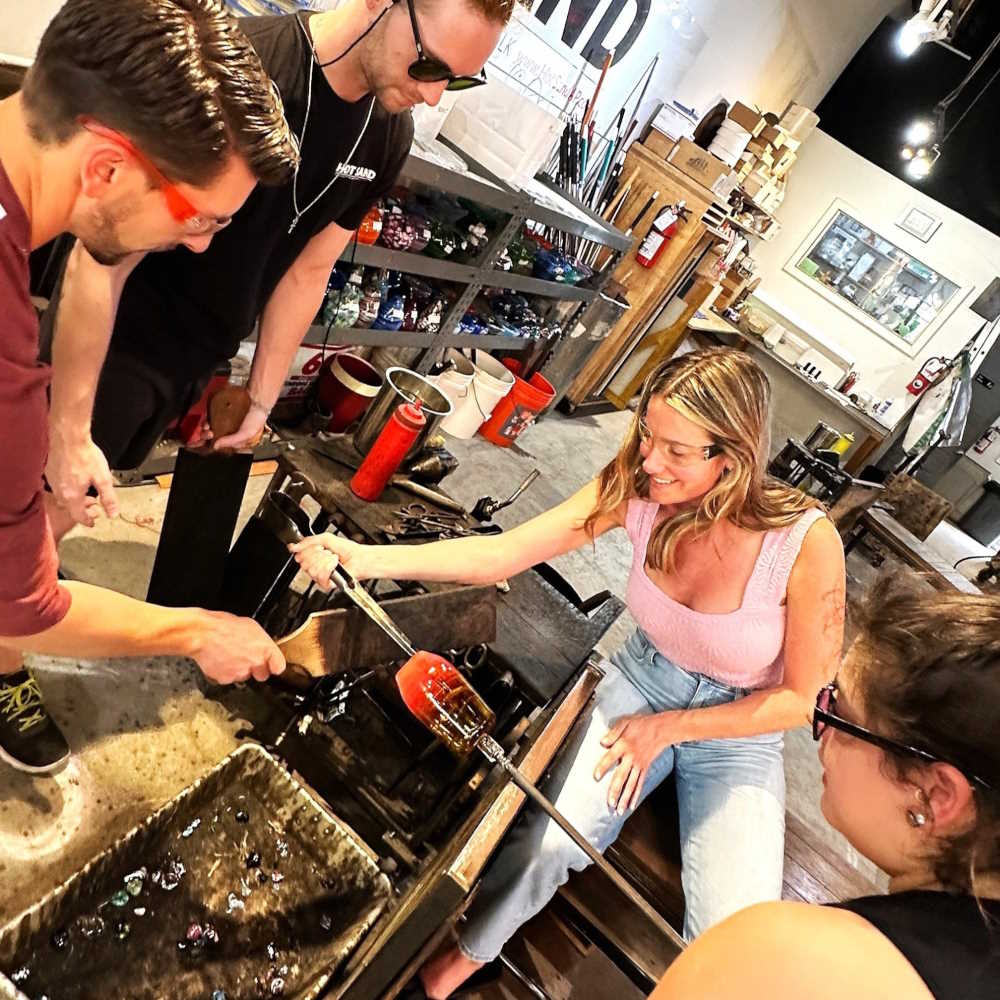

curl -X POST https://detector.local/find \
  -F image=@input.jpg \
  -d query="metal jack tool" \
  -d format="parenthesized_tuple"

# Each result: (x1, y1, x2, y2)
(331, 564, 417, 658)
(472, 469, 541, 522)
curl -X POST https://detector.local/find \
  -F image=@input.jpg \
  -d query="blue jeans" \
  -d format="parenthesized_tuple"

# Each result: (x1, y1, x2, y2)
(458, 628, 785, 957)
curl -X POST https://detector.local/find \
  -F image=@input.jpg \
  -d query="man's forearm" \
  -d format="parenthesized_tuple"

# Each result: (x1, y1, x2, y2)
(0, 581, 203, 660)
(49, 244, 143, 439)
(249, 263, 331, 410)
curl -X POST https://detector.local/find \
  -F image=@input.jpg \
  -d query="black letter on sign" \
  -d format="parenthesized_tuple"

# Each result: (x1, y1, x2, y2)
(584, 0, 651, 67)
(533, 0, 602, 50)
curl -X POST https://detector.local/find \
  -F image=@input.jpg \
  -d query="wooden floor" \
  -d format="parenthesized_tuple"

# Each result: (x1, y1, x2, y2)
(783, 810, 880, 904)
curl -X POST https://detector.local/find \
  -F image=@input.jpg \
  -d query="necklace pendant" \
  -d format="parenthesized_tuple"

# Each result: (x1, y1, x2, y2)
(288, 215, 299, 235)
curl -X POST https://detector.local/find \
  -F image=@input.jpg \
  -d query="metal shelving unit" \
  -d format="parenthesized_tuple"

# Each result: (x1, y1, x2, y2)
(340, 243, 480, 285)
(306, 324, 549, 353)
(334, 142, 631, 372)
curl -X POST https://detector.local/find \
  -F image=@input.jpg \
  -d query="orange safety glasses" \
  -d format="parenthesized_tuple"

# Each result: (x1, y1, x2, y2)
(78, 118, 230, 233)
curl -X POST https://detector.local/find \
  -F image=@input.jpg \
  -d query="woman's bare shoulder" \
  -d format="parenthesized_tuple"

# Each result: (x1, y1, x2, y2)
(652, 901, 932, 1000)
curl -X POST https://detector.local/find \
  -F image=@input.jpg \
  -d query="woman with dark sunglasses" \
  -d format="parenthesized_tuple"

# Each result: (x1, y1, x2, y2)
(653, 580, 1000, 1000)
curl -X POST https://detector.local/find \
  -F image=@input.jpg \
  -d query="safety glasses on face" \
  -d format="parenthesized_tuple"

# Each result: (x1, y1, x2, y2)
(636, 417, 723, 467)
(401, 0, 487, 91)
(812, 682, 994, 791)
(77, 119, 232, 235)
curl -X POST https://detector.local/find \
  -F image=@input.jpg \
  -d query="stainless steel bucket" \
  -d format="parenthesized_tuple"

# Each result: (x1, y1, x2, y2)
(353, 366, 452, 459)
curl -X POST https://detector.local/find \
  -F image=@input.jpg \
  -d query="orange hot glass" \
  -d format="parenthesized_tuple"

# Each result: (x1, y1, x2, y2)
(395, 650, 495, 756)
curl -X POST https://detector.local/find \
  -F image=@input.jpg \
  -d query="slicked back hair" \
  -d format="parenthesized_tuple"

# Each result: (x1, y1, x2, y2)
(22, 0, 299, 187)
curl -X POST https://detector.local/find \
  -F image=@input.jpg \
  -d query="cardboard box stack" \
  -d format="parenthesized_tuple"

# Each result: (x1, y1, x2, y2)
(732, 101, 819, 214)
(640, 99, 818, 236)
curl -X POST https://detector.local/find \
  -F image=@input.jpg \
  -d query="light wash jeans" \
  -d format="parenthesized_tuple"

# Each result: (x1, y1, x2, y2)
(458, 628, 785, 956)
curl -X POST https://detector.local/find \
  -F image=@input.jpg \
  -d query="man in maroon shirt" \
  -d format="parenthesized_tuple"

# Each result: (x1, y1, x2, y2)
(0, 0, 299, 773)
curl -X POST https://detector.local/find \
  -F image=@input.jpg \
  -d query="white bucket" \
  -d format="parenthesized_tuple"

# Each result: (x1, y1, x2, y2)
(441, 350, 515, 439)
(429, 349, 476, 412)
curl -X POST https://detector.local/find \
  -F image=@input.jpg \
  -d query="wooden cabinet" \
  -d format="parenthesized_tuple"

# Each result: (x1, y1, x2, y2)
(566, 145, 716, 407)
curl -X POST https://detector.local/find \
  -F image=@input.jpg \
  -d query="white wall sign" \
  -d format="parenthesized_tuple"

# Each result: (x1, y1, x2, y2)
(896, 204, 943, 243)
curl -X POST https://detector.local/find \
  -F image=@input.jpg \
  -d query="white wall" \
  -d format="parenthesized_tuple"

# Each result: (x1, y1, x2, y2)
(751, 130, 1000, 419)
(527, 1, 903, 149)
(0, 1, 62, 63)
(676, 0, 903, 114)
(4, 1, 903, 117)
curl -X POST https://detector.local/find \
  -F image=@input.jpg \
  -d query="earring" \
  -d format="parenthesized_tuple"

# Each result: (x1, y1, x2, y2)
(906, 809, 926, 828)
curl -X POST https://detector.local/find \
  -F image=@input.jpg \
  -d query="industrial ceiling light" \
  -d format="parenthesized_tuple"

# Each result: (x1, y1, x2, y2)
(897, 0, 966, 58)
(898, 15, 939, 56)
(897, 13, 999, 182)
(905, 144, 941, 179)
(906, 119, 936, 145)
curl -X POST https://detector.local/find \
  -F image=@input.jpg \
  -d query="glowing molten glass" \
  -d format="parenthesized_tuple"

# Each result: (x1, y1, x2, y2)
(395, 651, 495, 756)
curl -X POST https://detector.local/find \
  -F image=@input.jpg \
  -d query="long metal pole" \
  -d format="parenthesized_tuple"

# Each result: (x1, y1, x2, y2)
(477, 734, 687, 952)
(333, 566, 417, 658)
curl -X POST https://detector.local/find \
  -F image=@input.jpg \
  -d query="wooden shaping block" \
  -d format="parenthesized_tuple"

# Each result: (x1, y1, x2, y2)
(277, 585, 499, 683)
(208, 384, 251, 437)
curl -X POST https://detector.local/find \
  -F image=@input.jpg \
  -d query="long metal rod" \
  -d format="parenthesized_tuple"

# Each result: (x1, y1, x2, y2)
(332, 565, 417, 658)
(497, 952, 551, 1000)
(477, 735, 686, 952)
(498, 469, 541, 510)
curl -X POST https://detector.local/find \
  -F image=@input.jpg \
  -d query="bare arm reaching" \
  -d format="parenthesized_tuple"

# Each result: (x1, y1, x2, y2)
(46, 243, 145, 525)
(290, 479, 624, 589)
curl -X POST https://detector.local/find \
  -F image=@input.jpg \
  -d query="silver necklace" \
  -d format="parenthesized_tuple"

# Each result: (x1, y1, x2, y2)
(288, 15, 377, 235)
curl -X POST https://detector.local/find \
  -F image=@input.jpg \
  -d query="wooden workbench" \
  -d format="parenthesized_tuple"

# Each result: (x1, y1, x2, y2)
(282, 442, 626, 703)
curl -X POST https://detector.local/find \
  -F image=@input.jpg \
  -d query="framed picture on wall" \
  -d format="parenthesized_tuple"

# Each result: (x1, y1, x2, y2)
(896, 205, 943, 242)
(783, 199, 971, 356)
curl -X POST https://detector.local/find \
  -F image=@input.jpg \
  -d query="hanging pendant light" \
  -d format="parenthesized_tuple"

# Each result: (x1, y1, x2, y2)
(897, 14, 1000, 181)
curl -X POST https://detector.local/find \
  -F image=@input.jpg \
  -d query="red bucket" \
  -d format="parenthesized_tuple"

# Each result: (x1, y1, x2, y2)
(317, 353, 383, 432)
(479, 360, 555, 447)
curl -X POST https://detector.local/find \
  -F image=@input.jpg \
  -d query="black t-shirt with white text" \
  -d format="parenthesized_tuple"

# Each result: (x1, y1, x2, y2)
(109, 12, 413, 376)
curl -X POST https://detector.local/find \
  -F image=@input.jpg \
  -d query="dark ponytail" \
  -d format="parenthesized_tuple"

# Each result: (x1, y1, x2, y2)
(852, 579, 1000, 896)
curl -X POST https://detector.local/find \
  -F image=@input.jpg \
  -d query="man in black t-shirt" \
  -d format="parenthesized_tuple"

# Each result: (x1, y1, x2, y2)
(44, 0, 514, 524)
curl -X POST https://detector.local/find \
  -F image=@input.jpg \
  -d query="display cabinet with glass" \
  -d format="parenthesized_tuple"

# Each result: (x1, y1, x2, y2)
(787, 205, 963, 349)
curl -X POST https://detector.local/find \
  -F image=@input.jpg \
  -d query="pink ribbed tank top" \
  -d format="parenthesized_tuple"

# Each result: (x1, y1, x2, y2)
(624, 500, 827, 690)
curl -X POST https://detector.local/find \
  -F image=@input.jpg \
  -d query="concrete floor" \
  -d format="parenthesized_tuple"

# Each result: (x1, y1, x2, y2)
(2, 406, 895, 982)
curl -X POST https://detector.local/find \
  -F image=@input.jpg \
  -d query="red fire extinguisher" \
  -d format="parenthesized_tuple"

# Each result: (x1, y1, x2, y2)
(350, 401, 426, 501)
(636, 202, 683, 268)
(905, 356, 949, 396)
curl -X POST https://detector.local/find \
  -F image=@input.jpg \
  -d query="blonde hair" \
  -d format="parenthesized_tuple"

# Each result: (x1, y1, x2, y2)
(584, 348, 820, 572)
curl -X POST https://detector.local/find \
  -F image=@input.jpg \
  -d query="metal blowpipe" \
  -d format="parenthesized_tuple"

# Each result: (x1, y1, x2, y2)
(407, 665, 687, 952)
(337, 580, 688, 954)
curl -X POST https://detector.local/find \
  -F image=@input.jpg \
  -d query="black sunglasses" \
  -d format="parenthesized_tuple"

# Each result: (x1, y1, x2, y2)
(813, 682, 994, 791)
(401, 0, 487, 91)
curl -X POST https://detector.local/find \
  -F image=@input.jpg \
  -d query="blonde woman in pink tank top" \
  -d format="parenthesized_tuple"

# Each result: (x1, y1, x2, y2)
(292, 348, 846, 998)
